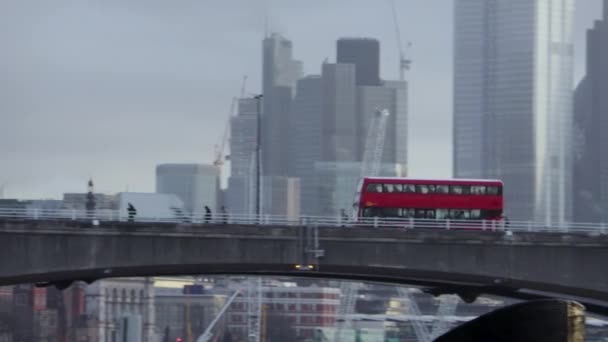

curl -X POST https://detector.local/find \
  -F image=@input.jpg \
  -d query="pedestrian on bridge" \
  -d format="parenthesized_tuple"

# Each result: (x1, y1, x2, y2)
(127, 203, 137, 222)
(204, 205, 212, 223)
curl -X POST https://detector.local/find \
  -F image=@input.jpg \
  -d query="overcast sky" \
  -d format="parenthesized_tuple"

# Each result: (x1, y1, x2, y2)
(0, 0, 603, 199)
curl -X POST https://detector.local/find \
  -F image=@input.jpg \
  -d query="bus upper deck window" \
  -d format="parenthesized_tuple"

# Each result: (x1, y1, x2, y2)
(450, 185, 463, 194)
(366, 184, 382, 193)
(471, 186, 487, 195)
(403, 184, 415, 193)
(487, 186, 499, 195)
(417, 185, 429, 194)
(384, 184, 395, 193)
(394, 184, 403, 192)
(436, 185, 449, 194)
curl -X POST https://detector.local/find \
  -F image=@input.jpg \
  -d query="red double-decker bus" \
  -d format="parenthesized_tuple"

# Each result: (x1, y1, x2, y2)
(355, 177, 504, 225)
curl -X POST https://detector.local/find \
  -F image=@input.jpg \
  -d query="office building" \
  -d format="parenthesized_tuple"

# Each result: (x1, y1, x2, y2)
(289, 76, 324, 215)
(156, 164, 220, 214)
(573, 0, 608, 223)
(337, 38, 381, 86)
(453, 0, 575, 223)
(226, 98, 258, 215)
(84, 278, 155, 341)
(262, 33, 302, 177)
(289, 39, 408, 216)
(262, 176, 300, 219)
(223, 281, 340, 340)
(321, 62, 358, 162)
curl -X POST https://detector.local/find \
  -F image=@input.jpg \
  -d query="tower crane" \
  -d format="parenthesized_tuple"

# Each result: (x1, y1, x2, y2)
(390, 0, 412, 81)
(334, 109, 390, 342)
(213, 76, 248, 181)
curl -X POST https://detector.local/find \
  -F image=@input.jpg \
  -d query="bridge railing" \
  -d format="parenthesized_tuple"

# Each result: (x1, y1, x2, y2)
(0, 207, 606, 234)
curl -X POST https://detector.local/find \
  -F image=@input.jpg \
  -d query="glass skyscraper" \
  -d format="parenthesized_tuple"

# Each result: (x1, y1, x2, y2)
(453, 0, 575, 224)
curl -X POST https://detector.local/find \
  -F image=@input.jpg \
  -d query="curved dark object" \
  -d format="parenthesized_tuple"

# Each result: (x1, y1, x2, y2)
(435, 299, 585, 342)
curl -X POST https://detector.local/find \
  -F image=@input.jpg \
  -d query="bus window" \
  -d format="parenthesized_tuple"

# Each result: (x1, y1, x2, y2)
(366, 184, 382, 193)
(487, 209, 502, 218)
(470, 210, 482, 219)
(450, 185, 463, 194)
(436, 209, 449, 219)
(471, 186, 487, 195)
(403, 184, 415, 193)
(417, 185, 429, 194)
(487, 186, 500, 195)
(450, 209, 470, 220)
(403, 208, 415, 218)
(394, 184, 403, 192)
(428, 185, 436, 193)
(415, 209, 427, 218)
(384, 184, 395, 193)
(426, 210, 436, 219)
(362, 207, 378, 217)
(382, 208, 400, 217)
(436, 185, 449, 194)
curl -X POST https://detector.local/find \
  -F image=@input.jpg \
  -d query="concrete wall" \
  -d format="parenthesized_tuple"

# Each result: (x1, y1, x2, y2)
(1, 219, 607, 304)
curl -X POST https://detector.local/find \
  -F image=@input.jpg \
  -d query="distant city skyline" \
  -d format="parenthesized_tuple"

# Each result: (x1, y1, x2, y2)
(0, 0, 603, 199)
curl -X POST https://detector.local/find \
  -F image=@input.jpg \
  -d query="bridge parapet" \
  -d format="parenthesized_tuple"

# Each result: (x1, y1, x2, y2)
(0, 217, 607, 309)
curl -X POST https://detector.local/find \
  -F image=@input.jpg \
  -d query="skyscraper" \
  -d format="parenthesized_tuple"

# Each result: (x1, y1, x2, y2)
(156, 164, 220, 214)
(453, 0, 575, 224)
(573, 0, 608, 223)
(226, 98, 258, 215)
(337, 38, 381, 86)
(262, 33, 303, 177)
(288, 38, 408, 216)
(289, 76, 323, 215)
(321, 62, 358, 162)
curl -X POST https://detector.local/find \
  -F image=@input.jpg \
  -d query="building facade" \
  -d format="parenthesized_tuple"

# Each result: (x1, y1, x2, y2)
(156, 164, 220, 215)
(573, 0, 608, 223)
(453, 0, 575, 223)
(262, 33, 302, 177)
(288, 39, 408, 217)
(224, 282, 340, 340)
(261, 176, 300, 219)
(226, 98, 258, 216)
(84, 278, 155, 342)
(289, 76, 324, 215)
(337, 38, 381, 86)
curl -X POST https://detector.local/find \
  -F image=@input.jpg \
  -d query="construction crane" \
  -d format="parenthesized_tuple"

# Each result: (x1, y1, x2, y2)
(197, 290, 241, 342)
(351, 109, 391, 218)
(429, 295, 460, 339)
(246, 277, 263, 342)
(213, 76, 248, 175)
(213, 98, 237, 169)
(334, 109, 390, 342)
(397, 288, 431, 342)
(390, 0, 412, 81)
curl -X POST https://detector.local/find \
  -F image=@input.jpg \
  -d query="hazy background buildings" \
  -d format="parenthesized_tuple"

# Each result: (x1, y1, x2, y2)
(0, 0, 606, 222)
(2, 0, 602, 200)
(453, 0, 575, 224)
(573, 1, 608, 223)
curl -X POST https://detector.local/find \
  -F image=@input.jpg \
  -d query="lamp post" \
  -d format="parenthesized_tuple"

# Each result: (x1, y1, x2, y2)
(253, 94, 263, 220)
